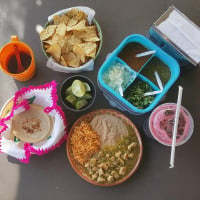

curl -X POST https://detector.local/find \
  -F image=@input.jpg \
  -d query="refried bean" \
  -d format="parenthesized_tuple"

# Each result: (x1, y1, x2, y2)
(90, 114, 128, 147)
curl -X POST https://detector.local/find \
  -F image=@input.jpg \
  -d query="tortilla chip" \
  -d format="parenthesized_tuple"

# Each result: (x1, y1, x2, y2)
(60, 37, 68, 48)
(43, 34, 57, 45)
(53, 15, 61, 25)
(48, 33, 64, 46)
(59, 33, 80, 54)
(61, 15, 70, 25)
(80, 42, 97, 58)
(83, 26, 100, 41)
(67, 35, 82, 46)
(85, 37, 99, 42)
(66, 9, 87, 21)
(42, 39, 53, 45)
(75, 10, 87, 21)
(61, 44, 72, 54)
(40, 25, 56, 41)
(60, 56, 68, 66)
(68, 18, 78, 27)
(73, 26, 100, 42)
(66, 30, 73, 37)
(46, 44, 61, 62)
(67, 19, 86, 31)
(53, 15, 69, 25)
(84, 35, 100, 42)
(61, 46, 67, 54)
(73, 45, 85, 63)
(56, 23, 67, 36)
(66, 45, 74, 53)
(45, 31, 70, 48)
(66, 9, 80, 18)
(43, 43, 51, 50)
(45, 34, 68, 55)
(63, 52, 80, 67)
(84, 37, 99, 43)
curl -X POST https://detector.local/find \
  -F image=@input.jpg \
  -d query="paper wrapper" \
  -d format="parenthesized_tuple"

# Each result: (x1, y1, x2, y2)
(0, 81, 68, 163)
(45, 6, 100, 73)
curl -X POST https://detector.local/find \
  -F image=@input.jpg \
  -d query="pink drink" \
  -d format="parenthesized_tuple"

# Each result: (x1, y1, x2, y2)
(149, 103, 194, 146)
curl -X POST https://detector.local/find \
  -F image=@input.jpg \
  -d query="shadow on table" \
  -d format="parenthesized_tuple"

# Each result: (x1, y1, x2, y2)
(14, 138, 152, 200)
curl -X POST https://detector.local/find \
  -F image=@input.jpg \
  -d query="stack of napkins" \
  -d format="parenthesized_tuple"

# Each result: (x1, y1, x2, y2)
(157, 9, 200, 65)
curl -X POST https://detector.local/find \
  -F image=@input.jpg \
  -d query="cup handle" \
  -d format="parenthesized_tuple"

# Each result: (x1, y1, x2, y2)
(11, 35, 19, 42)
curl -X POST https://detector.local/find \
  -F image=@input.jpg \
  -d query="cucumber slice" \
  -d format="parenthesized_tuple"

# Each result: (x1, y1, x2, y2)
(75, 99, 88, 110)
(65, 86, 73, 95)
(65, 95, 77, 105)
(80, 93, 92, 100)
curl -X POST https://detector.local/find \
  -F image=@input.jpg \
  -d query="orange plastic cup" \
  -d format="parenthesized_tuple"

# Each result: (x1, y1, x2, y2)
(0, 35, 36, 81)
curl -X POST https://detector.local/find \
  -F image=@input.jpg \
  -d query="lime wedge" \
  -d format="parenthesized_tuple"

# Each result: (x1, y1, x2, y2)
(83, 82, 91, 92)
(72, 80, 86, 97)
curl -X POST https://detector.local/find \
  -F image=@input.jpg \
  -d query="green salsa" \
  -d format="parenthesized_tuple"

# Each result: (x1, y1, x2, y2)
(81, 130, 140, 184)
(140, 57, 171, 86)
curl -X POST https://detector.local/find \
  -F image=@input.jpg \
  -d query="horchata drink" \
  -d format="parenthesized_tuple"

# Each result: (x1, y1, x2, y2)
(145, 103, 194, 146)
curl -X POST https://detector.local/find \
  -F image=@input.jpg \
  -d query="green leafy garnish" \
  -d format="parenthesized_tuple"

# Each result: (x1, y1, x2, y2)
(26, 96, 36, 104)
(14, 136, 20, 142)
(124, 80, 155, 109)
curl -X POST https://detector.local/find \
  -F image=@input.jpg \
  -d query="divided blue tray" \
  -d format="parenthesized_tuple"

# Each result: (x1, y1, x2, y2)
(98, 34, 180, 114)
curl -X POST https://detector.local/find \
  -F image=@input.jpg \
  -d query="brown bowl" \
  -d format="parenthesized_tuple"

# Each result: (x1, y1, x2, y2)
(66, 109, 143, 186)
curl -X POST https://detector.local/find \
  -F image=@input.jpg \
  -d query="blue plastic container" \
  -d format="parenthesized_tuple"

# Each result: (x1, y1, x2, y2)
(98, 34, 180, 115)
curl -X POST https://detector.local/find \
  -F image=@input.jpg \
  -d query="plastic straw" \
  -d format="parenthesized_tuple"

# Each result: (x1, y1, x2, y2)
(136, 50, 156, 58)
(169, 86, 183, 168)
(119, 85, 123, 96)
(144, 72, 163, 97)
(154, 71, 163, 91)
(14, 45, 24, 73)
(144, 90, 162, 96)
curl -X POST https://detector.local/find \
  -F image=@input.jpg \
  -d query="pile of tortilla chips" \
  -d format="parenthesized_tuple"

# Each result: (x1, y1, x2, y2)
(40, 9, 100, 67)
